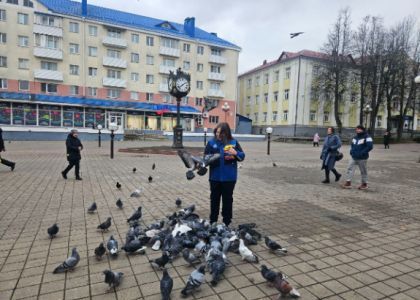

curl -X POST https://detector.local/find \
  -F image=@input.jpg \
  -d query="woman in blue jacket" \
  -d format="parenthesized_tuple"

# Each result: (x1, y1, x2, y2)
(320, 127, 342, 183)
(204, 123, 245, 226)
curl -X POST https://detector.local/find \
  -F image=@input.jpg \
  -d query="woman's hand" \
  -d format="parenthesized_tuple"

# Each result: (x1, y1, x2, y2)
(226, 148, 237, 156)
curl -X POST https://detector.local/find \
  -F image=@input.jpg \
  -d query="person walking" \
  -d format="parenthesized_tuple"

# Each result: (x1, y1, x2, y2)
(342, 125, 373, 190)
(61, 129, 83, 180)
(313, 133, 320, 147)
(0, 128, 16, 171)
(320, 127, 342, 183)
(204, 123, 245, 226)
(383, 130, 391, 149)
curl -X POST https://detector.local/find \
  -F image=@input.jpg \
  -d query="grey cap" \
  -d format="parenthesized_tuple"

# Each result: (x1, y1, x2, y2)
(71, 129, 78, 134)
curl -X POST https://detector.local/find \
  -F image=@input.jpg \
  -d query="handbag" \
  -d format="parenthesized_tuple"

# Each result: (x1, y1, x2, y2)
(336, 152, 344, 161)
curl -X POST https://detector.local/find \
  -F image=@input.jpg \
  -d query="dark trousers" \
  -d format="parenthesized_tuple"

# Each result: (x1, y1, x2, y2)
(325, 168, 340, 181)
(209, 181, 236, 226)
(384, 144, 390, 149)
(1, 157, 15, 169)
(313, 142, 319, 147)
(63, 160, 80, 178)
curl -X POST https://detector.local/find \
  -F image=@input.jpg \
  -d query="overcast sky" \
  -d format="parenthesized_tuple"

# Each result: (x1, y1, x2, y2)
(86, 0, 419, 73)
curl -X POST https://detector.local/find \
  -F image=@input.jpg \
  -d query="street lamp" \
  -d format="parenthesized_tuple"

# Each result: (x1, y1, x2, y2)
(222, 102, 230, 122)
(266, 127, 273, 155)
(203, 127, 208, 147)
(97, 124, 102, 148)
(363, 104, 373, 130)
(109, 122, 118, 159)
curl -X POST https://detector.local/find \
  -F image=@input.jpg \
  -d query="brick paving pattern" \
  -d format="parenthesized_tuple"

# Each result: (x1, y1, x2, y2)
(0, 140, 419, 299)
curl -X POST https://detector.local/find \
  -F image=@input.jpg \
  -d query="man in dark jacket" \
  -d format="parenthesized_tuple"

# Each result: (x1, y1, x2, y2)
(61, 129, 83, 180)
(342, 125, 373, 190)
(0, 128, 16, 171)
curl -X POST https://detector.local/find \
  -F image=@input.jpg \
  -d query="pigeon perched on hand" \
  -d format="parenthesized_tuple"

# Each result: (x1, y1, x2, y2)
(47, 223, 59, 238)
(175, 198, 182, 208)
(264, 236, 287, 254)
(107, 235, 119, 256)
(53, 248, 80, 273)
(116, 198, 123, 209)
(150, 251, 170, 269)
(130, 189, 141, 198)
(181, 265, 206, 296)
(239, 239, 259, 263)
(116, 182, 121, 189)
(127, 206, 142, 223)
(87, 202, 97, 214)
(94, 242, 106, 260)
(97, 217, 112, 231)
(160, 268, 173, 300)
(182, 249, 201, 266)
(103, 269, 124, 288)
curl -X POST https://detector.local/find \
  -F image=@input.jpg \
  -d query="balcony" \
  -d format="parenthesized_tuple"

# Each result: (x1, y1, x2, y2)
(102, 36, 128, 48)
(102, 77, 127, 88)
(208, 89, 225, 98)
(159, 65, 177, 74)
(33, 24, 63, 37)
(208, 72, 226, 81)
(34, 69, 63, 81)
(159, 83, 169, 92)
(102, 56, 127, 69)
(33, 47, 63, 60)
(209, 55, 227, 64)
(159, 46, 180, 57)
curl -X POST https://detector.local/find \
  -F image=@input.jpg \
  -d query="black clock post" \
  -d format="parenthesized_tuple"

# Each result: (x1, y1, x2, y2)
(168, 68, 191, 149)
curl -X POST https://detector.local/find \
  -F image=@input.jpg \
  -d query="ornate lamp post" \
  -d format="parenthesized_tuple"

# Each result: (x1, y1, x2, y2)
(97, 124, 102, 148)
(203, 127, 208, 147)
(363, 104, 373, 130)
(222, 102, 230, 122)
(168, 68, 191, 149)
(266, 127, 273, 155)
(109, 122, 118, 159)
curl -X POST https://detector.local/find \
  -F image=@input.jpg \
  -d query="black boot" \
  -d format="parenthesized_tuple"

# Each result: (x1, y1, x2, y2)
(1, 158, 15, 171)
(322, 169, 330, 183)
(332, 169, 342, 182)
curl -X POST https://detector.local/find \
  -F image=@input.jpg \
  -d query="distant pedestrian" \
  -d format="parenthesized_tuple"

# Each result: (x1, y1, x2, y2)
(320, 127, 342, 183)
(313, 133, 320, 147)
(0, 128, 16, 171)
(383, 130, 391, 149)
(61, 129, 83, 180)
(342, 125, 373, 190)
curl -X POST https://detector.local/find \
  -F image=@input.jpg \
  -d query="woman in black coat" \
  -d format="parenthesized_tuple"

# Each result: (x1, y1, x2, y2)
(0, 128, 16, 171)
(61, 129, 83, 180)
(320, 127, 342, 183)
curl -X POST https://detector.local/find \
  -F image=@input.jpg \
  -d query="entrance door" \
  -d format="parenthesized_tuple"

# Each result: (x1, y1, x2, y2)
(108, 112, 125, 132)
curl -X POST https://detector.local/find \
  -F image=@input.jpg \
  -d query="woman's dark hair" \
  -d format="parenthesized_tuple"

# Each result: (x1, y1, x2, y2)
(213, 122, 233, 144)
(328, 127, 335, 134)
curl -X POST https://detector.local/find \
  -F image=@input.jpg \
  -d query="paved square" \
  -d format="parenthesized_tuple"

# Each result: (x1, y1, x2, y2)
(0, 140, 419, 299)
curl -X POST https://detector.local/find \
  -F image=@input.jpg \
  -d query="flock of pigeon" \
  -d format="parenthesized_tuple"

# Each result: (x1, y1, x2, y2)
(46, 161, 301, 299)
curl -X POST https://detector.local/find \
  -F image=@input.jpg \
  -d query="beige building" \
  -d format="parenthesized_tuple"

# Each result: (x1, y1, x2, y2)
(0, 0, 240, 138)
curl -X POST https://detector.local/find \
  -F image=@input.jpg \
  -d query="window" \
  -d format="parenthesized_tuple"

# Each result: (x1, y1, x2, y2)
(69, 22, 79, 33)
(255, 76, 260, 86)
(247, 96, 251, 105)
(254, 113, 258, 122)
(107, 89, 120, 98)
(197, 63, 203, 72)
(107, 28, 122, 38)
(88, 67, 97, 77)
(7, 0, 19, 4)
(196, 81, 203, 90)
(264, 73, 269, 84)
(247, 79, 252, 88)
(197, 45, 204, 55)
(131, 33, 139, 43)
(284, 89, 289, 100)
(274, 70, 279, 82)
(183, 43, 190, 52)
(18, 58, 29, 69)
(377, 115, 382, 127)
(211, 48, 221, 56)
(162, 58, 175, 67)
(161, 38, 178, 48)
(182, 97, 188, 105)
(19, 80, 29, 91)
(285, 67, 291, 79)
(351, 92, 356, 103)
(255, 95, 259, 104)
(146, 36, 154, 46)
(18, 35, 29, 47)
(312, 65, 320, 76)
(195, 97, 203, 106)
(323, 112, 330, 122)
(264, 93, 268, 103)
(210, 82, 220, 90)
(88, 25, 97, 36)
(41, 61, 57, 70)
(18, 13, 29, 25)
(88, 46, 97, 57)
(146, 74, 154, 84)
(130, 91, 138, 100)
(0, 56, 7, 67)
(34, 34, 59, 49)
(107, 69, 121, 79)
(69, 43, 80, 54)
(146, 55, 154, 65)
(41, 83, 58, 93)
(0, 33, 6, 44)
(272, 111, 278, 121)
(183, 61, 190, 70)
(87, 87, 97, 97)
(107, 49, 121, 58)
(310, 111, 316, 121)
(131, 72, 139, 81)
(163, 94, 172, 103)
(23, 0, 34, 7)
(0, 10, 6, 21)
(210, 65, 220, 73)
(209, 116, 219, 123)
(131, 53, 139, 63)
(274, 91, 278, 102)
(38, 15, 55, 26)
(283, 110, 288, 121)
(69, 64, 79, 75)
(146, 93, 154, 102)
(0, 78, 7, 89)
(263, 112, 267, 122)
(69, 85, 79, 95)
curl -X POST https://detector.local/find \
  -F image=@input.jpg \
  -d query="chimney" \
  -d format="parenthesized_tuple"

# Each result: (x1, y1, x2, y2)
(210, 32, 218, 37)
(184, 17, 195, 37)
(82, 0, 87, 16)
(263, 60, 267, 65)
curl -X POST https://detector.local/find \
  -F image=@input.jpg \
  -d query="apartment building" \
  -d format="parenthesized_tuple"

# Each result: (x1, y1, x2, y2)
(0, 0, 240, 138)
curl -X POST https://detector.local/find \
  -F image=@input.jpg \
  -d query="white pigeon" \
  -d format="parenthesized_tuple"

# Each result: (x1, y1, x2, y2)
(152, 240, 161, 251)
(145, 229, 160, 238)
(239, 239, 259, 263)
(172, 223, 192, 237)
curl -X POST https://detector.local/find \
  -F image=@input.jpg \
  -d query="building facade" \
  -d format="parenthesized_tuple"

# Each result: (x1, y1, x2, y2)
(0, 0, 240, 139)
(237, 50, 420, 137)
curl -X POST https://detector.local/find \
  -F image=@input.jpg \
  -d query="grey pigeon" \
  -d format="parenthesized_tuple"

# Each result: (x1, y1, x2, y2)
(273, 271, 300, 298)
(122, 239, 146, 254)
(97, 217, 112, 231)
(175, 198, 182, 208)
(148, 175, 153, 183)
(132, 167, 137, 173)
(264, 236, 287, 254)
(53, 247, 80, 273)
(107, 235, 119, 256)
(208, 253, 226, 286)
(47, 223, 59, 238)
(130, 189, 141, 198)
(182, 249, 201, 266)
(150, 251, 169, 269)
(116, 198, 123, 209)
(290, 32, 304, 38)
(87, 202, 97, 213)
(116, 182, 121, 189)
(103, 269, 124, 288)
(181, 265, 206, 296)
(152, 163, 156, 170)
(261, 264, 279, 283)
(127, 206, 142, 223)
(160, 268, 173, 300)
(94, 242, 106, 260)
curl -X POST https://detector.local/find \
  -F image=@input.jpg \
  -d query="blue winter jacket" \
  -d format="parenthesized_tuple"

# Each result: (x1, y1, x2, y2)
(321, 134, 341, 171)
(350, 132, 373, 160)
(204, 138, 245, 182)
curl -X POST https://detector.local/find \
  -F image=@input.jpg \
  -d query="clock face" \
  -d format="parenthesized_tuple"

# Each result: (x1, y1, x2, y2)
(175, 77, 190, 93)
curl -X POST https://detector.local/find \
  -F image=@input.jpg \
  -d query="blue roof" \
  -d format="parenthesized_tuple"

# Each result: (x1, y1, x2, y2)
(37, 0, 240, 50)
(0, 92, 201, 114)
